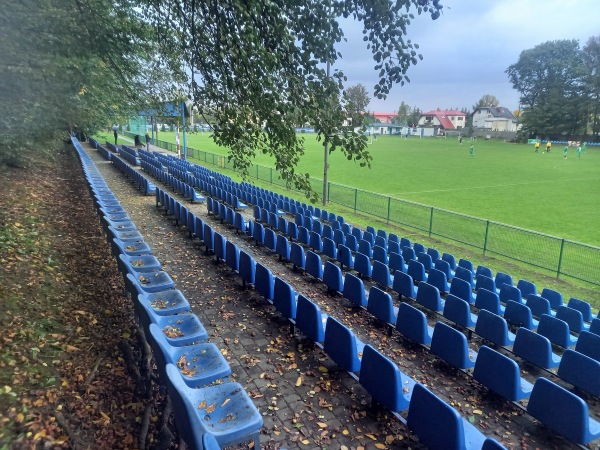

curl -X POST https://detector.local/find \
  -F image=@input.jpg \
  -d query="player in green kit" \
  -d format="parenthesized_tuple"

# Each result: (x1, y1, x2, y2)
(563, 145, 568, 159)
(577, 145, 582, 159)
(469, 144, 474, 158)
(582, 142, 587, 154)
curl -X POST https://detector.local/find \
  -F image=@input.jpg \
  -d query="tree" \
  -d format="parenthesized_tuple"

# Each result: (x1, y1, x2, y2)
(142, 0, 444, 200)
(344, 83, 370, 127)
(0, 0, 174, 167)
(473, 95, 500, 109)
(506, 40, 586, 138)
(582, 35, 600, 140)
(393, 101, 412, 125)
(408, 106, 422, 127)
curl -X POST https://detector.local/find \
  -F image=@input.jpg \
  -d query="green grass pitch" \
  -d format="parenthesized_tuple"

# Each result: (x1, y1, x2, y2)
(151, 131, 600, 247)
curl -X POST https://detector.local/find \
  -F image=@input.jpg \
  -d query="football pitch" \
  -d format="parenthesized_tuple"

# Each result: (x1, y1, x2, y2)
(152, 131, 600, 247)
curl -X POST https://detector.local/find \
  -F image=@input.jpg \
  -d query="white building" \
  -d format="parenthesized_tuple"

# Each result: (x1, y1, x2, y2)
(472, 106, 518, 132)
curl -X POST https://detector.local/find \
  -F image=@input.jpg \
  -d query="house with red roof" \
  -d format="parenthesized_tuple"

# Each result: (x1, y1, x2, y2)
(372, 112, 398, 124)
(417, 109, 466, 131)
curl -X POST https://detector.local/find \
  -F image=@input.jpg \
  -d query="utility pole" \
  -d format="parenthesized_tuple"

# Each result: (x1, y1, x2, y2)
(322, 60, 330, 207)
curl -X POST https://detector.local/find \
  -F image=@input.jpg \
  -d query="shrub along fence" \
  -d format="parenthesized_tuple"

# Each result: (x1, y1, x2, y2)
(124, 131, 600, 286)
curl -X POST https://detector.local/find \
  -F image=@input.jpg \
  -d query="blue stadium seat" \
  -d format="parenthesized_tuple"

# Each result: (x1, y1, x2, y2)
(590, 318, 600, 337)
(287, 221, 298, 240)
(442, 252, 457, 270)
(567, 297, 593, 323)
(427, 247, 440, 262)
(252, 222, 265, 246)
(295, 295, 327, 344)
(400, 237, 412, 250)
(475, 265, 493, 280)
(494, 272, 513, 291)
(322, 237, 337, 260)
(457, 258, 474, 275)
(475, 288, 505, 315)
(164, 364, 262, 449)
(407, 260, 428, 283)
(402, 246, 416, 263)
(475, 275, 496, 294)
(407, 383, 488, 450)
(275, 235, 290, 261)
(344, 234, 358, 252)
(556, 305, 589, 333)
(541, 288, 563, 309)
(290, 242, 306, 272)
(323, 317, 364, 373)
(321, 224, 333, 241)
(277, 216, 288, 235)
(499, 284, 523, 305)
(558, 349, 600, 397)
(527, 377, 600, 445)
(474, 309, 515, 347)
(337, 244, 355, 270)
(473, 345, 532, 401)
(449, 277, 475, 304)
(443, 294, 477, 329)
(359, 345, 414, 412)
(374, 236, 387, 251)
(323, 261, 343, 294)
(373, 245, 389, 265)
(454, 266, 474, 289)
(372, 260, 393, 289)
(255, 263, 274, 301)
(415, 282, 444, 313)
(225, 241, 239, 272)
(263, 228, 276, 251)
(574, 331, 600, 362)
(427, 268, 450, 293)
(393, 271, 418, 300)
(363, 231, 375, 246)
(342, 273, 367, 307)
(430, 322, 476, 369)
(416, 252, 433, 272)
(366, 286, 397, 325)
(526, 294, 553, 318)
(512, 327, 561, 369)
(358, 239, 373, 258)
(516, 279, 537, 299)
(354, 252, 372, 279)
(333, 229, 346, 247)
(434, 258, 454, 281)
(395, 303, 432, 345)
(413, 242, 425, 255)
(148, 324, 230, 388)
(389, 252, 407, 274)
(504, 300, 538, 330)
(273, 277, 297, 320)
(351, 227, 363, 241)
(305, 251, 323, 281)
(213, 232, 226, 263)
(239, 251, 256, 288)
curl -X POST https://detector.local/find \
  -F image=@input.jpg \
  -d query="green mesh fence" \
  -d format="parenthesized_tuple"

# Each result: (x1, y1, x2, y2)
(431, 209, 487, 249)
(142, 138, 600, 285)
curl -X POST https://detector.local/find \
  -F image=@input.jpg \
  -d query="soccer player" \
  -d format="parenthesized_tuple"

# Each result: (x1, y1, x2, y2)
(546, 141, 552, 153)
(563, 145, 568, 159)
(582, 142, 587, 154)
(469, 144, 474, 158)
(534, 141, 540, 152)
(577, 145, 582, 159)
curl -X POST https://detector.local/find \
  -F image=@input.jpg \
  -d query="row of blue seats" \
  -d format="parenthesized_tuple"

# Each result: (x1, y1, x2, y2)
(119, 144, 141, 166)
(110, 155, 157, 196)
(110, 140, 600, 448)
(74, 137, 261, 450)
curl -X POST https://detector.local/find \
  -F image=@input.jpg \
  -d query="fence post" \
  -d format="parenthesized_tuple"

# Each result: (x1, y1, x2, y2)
(429, 207, 434, 237)
(354, 189, 357, 212)
(270, 168, 273, 184)
(387, 197, 391, 223)
(483, 220, 490, 255)
(557, 239, 565, 278)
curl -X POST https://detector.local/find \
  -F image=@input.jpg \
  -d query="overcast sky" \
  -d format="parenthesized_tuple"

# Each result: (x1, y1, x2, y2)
(335, 0, 599, 114)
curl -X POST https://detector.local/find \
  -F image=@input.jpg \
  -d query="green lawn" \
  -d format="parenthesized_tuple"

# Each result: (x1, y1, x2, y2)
(151, 131, 600, 246)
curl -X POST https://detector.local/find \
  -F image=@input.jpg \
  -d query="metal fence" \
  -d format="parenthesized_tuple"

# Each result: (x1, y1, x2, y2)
(127, 131, 600, 286)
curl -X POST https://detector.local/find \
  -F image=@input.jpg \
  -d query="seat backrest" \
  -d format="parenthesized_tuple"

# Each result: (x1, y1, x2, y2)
(541, 288, 563, 309)
(323, 261, 343, 293)
(556, 305, 585, 334)
(402, 246, 416, 262)
(504, 300, 534, 329)
(305, 251, 323, 280)
(475, 309, 512, 347)
(297, 226, 310, 245)
(449, 277, 473, 304)
(342, 273, 367, 307)
(407, 383, 465, 450)
(358, 239, 372, 257)
(427, 268, 448, 293)
(473, 345, 523, 401)
(337, 244, 354, 268)
(263, 228, 276, 251)
(225, 241, 239, 272)
(321, 224, 333, 240)
(366, 286, 396, 324)
(351, 227, 363, 241)
(416, 282, 443, 312)
(427, 247, 440, 262)
(413, 243, 425, 255)
(388, 233, 399, 243)
(389, 252, 405, 274)
(252, 222, 265, 243)
(214, 232, 226, 261)
(295, 295, 325, 343)
(374, 235, 387, 249)
(400, 237, 412, 249)
(575, 331, 600, 362)
(558, 349, 600, 397)
(290, 243, 306, 270)
(527, 377, 591, 445)
(499, 284, 522, 305)
(442, 252, 456, 270)
(239, 251, 256, 286)
(526, 294, 551, 318)
(354, 252, 372, 278)
(363, 231, 375, 246)
(373, 245, 388, 265)
(395, 302, 432, 344)
(345, 234, 358, 252)
(359, 345, 410, 413)
(277, 216, 288, 235)
(407, 260, 426, 283)
(495, 272, 513, 290)
(443, 294, 473, 328)
(454, 266, 473, 286)
(417, 252, 433, 271)
(513, 327, 555, 369)
(393, 270, 417, 300)
(275, 235, 290, 259)
(255, 263, 274, 301)
(372, 260, 392, 288)
(538, 314, 573, 348)
(273, 277, 296, 319)
(475, 275, 496, 293)
(388, 241, 401, 255)
(309, 231, 323, 252)
(476, 265, 493, 279)
(567, 297, 592, 322)
(322, 237, 337, 259)
(516, 279, 537, 298)
(333, 229, 345, 246)
(434, 258, 452, 280)
(323, 317, 361, 372)
(457, 258, 474, 273)
(475, 288, 501, 315)
(431, 322, 474, 369)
